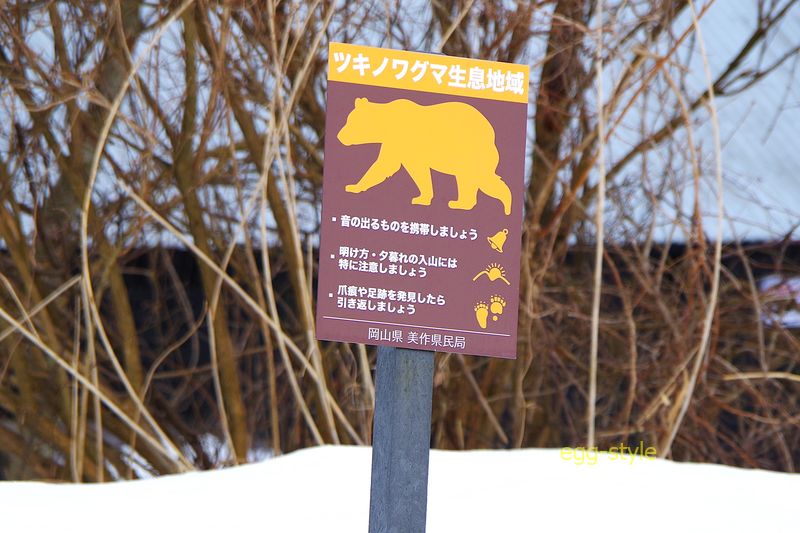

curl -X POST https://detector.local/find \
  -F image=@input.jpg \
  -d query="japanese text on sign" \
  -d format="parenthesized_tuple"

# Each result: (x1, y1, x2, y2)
(328, 42, 528, 104)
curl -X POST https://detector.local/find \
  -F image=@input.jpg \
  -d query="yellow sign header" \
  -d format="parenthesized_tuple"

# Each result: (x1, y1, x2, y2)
(328, 42, 529, 104)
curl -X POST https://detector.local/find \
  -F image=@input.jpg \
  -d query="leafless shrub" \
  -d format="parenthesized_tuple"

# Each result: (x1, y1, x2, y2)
(0, 0, 797, 480)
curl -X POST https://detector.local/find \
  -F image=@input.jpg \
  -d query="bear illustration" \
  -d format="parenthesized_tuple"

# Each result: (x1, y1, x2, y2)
(337, 97, 512, 215)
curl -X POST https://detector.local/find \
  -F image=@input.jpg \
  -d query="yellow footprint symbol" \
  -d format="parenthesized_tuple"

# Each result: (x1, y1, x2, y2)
(489, 295, 506, 322)
(474, 302, 489, 329)
(475, 297, 507, 329)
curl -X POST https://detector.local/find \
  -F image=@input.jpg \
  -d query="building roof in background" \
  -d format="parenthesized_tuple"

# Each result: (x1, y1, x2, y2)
(647, 2, 799, 242)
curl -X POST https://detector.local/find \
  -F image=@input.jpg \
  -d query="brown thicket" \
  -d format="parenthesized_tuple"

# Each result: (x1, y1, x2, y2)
(0, 0, 798, 480)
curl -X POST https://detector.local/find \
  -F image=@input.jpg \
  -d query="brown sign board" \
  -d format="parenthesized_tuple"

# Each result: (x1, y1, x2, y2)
(315, 43, 529, 359)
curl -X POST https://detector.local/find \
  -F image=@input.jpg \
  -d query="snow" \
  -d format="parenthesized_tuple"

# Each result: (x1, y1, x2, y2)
(1, 445, 797, 532)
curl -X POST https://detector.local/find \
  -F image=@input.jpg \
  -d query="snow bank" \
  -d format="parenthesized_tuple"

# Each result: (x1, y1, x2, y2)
(0, 446, 796, 532)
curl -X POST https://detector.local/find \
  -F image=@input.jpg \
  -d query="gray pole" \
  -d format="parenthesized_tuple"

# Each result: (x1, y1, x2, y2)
(368, 345, 436, 533)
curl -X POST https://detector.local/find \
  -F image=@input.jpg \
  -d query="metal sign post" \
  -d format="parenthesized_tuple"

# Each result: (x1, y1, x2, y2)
(314, 41, 530, 533)
(368, 346, 435, 533)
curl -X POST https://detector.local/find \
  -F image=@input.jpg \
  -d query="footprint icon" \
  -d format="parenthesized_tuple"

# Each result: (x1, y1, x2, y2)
(474, 302, 489, 329)
(489, 295, 506, 322)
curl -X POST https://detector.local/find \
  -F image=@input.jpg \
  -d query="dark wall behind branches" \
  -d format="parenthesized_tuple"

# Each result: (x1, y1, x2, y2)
(4, 238, 797, 479)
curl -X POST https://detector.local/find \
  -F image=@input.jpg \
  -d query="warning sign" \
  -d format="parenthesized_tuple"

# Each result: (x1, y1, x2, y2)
(315, 43, 529, 359)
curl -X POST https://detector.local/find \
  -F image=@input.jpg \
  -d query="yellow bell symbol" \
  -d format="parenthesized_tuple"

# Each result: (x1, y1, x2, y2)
(487, 229, 508, 253)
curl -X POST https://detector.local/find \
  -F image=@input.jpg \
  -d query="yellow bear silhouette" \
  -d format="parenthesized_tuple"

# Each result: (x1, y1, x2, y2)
(337, 98, 512, 215)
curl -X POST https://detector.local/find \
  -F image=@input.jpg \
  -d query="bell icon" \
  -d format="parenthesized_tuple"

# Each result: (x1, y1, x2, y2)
(487, 229, 508, 253)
